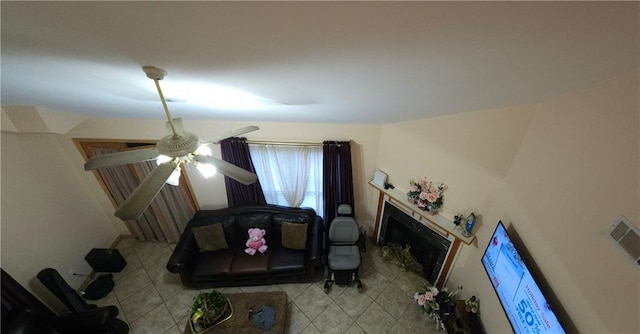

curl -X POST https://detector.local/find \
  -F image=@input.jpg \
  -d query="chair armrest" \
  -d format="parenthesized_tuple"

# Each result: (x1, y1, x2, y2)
(167, 228, 198, 274)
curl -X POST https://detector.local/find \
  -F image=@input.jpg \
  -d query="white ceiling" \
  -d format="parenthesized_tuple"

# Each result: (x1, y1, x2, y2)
(2, 1, 638, 124)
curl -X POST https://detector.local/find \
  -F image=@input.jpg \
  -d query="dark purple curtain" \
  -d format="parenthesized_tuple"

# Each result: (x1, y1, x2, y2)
(322, 140, 354, 225)
(220, 137, 267, 207)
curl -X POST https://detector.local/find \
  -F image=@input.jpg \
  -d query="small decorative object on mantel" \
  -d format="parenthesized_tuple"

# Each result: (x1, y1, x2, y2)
(373, 170, 388, 187)
(189, 290, 232, 333)
(414, 284, 462, 330)
(453, 214, 463, 229)
(406, 177, 448, 214)
(462, 213, 476, 237)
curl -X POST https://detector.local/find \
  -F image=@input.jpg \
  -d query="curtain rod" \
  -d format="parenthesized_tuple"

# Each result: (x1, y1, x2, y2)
(246, 140, 323, 147)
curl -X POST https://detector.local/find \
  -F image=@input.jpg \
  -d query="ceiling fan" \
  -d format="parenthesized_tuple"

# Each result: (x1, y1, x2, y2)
(84, 66, 259, 221)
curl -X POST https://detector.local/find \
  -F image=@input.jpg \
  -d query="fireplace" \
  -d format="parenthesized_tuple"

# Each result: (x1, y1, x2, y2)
(370, 181, 476, 288)
(378, 201, 452, 284)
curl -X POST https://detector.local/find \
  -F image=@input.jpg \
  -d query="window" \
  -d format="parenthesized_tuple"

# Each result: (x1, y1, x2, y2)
(249, 144, 323, 217)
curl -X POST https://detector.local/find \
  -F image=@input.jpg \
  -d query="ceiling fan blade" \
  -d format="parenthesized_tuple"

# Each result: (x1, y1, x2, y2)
(114, 161, 178, 220)
(84, 148, 159, 171)
(202, 126, 260, 145)
(193, 155, 258, 185)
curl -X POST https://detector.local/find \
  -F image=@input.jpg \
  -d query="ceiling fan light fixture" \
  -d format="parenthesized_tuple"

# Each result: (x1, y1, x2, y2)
(156, 154, 173, 165)
(195, 144, 212, 156)
(166, 166, 181, 186)
(196, 163, 217, 178)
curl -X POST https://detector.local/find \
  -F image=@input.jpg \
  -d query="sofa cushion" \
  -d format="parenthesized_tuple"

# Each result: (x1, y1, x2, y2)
(192, 216, 237, 244)
(281, 222, 307, 250)
(272, 214, 311, 244)
(272, 214, 311, 230)
(230, 248, 270, 276)
(191, 248, 235, 279)
(192, 223, 228, 252)
(236, 213, 272, 232)
(269, 247, 306, 275)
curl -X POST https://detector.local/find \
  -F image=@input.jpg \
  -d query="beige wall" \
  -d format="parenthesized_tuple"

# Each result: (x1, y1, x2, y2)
(491, 70, 639, 333)
(376, 104, 537, 219)
(0, 132, 121, 312)
(374, 69, 639, 333)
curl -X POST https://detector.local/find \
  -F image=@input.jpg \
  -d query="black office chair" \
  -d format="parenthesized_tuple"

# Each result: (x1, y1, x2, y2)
(2, 268, 129, 334)
(36, 268, 128, 334)
(37, 268, 97, 312)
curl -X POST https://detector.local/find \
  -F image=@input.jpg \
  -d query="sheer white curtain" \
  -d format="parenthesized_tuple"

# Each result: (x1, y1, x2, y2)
(305, 147, 323, 216)
(250, 145, 279, 204)
(249, 144, 323, 216)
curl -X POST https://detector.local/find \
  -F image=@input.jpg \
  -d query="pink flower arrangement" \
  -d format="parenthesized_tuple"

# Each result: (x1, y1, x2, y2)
(414, 285, 462, 330)
(407, 177, 448, 212)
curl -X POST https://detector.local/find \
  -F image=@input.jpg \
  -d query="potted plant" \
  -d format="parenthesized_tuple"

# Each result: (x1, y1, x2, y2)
(189, 290, 229, 333)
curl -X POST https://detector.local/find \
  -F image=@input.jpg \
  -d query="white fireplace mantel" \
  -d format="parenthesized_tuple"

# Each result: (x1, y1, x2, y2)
(369, 181, 476, 245)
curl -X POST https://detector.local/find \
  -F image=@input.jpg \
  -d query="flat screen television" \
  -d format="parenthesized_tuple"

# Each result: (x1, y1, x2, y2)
(481, 221, 566, 334)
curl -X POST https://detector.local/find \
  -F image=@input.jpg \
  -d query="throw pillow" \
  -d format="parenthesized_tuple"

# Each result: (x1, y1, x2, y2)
(192, 223, 228, 252)
(282, 222, 307, 250)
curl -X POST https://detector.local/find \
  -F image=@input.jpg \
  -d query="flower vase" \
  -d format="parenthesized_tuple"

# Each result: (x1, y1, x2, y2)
(432, 315, 445, 331)
(426, 204, 439, 215)
(407, 198, 417, 205)
(436, 303, 454, 330)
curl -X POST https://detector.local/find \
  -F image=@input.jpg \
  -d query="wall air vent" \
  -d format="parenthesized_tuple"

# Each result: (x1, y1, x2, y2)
(607, 215, 640, 268)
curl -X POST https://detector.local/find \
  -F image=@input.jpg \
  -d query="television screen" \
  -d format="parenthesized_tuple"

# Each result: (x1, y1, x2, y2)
(481, 221, 566, 334)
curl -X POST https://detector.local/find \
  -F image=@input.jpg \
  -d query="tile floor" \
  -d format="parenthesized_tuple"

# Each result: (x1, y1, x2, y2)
(94, 237, 444, 334)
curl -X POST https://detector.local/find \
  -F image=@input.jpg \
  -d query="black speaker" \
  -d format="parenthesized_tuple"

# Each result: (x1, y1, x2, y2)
(84, 248, 127, 273)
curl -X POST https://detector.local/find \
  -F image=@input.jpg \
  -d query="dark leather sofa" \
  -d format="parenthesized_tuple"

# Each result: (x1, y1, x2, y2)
(1, 268, 129, 334)
(167, 205, 324, 289)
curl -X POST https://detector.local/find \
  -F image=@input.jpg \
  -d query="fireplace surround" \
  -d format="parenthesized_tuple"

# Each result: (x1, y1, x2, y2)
(369, 181, 476, 287)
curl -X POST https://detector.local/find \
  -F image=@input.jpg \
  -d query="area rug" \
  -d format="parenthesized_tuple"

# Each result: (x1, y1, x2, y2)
(183, 291, 288, 334)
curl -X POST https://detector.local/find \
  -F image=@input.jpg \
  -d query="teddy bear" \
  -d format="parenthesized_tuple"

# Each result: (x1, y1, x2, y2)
(245, 228, 268, 255)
